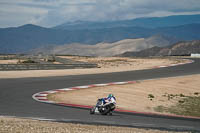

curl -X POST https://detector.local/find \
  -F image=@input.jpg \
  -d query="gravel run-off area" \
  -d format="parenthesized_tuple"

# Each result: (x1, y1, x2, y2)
(0, 117, 190, 133)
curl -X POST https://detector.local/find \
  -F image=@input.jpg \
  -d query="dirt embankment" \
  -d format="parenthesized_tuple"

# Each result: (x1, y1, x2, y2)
(48, 74, 200, 116)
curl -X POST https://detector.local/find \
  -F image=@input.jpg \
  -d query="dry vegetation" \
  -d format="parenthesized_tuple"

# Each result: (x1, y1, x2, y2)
(59, 56, 186, 69)
(48, 74, 200, 117)
(0, 117, 189, 133)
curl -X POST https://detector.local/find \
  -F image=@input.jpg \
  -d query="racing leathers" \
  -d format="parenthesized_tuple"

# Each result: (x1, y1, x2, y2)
(103, 96, 116, 112)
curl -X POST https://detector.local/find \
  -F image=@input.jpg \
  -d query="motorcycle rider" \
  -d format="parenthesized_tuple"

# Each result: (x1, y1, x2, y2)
(90, 94, 116, 115)
(103, 94, 116, 115)
(104, 94, 116, 104)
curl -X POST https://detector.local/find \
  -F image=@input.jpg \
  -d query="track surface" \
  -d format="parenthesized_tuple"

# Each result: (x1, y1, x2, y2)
(0, 58, 200, 132)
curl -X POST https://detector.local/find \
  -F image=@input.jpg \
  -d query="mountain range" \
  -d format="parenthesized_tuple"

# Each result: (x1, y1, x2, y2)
(54, 14, 200, 30)
(0, 14, 200, 54)
(31, 35, 175, 56)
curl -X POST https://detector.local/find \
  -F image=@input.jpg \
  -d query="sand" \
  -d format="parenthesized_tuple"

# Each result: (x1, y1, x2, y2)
(48, 74, 200, 115)
(0, 59, 20, 64)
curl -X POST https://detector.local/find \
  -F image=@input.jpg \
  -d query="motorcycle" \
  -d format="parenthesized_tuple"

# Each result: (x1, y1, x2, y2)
(90, 98, 115, 115)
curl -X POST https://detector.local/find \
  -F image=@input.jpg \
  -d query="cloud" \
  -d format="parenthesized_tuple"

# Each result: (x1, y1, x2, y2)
(1, 0, 200, 27)
(0, 1, 48, 27)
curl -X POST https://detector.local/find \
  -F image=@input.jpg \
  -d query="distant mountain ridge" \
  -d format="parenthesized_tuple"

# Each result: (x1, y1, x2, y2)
(1, 14, 200, 54)
(119, 40, 200, 57)
(54, 14, 200, 30)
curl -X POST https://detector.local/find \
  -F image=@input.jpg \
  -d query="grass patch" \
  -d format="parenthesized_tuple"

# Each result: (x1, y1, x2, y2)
(162, 93, 180, 100)
(179, 93, 185, 97)
(148, 94, 155, 101)
(47, 59, 56, 62)
(168, 96, 200, 117)
(154, 96, 200, 117)
(21, 59, 37, 64)
(154, 105, 168, 113)
(0, 120, 4, 123)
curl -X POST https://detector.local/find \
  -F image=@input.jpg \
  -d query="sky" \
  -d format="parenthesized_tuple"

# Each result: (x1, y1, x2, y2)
(1, 0, 200, 28)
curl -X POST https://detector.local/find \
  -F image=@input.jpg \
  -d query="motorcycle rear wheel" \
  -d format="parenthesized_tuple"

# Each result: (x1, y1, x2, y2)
(100, 105, 111, 115)
(90, 107, 95, 114)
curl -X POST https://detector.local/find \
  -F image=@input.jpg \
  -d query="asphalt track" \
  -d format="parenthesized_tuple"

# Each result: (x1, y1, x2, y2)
(0, 58, 200, 132)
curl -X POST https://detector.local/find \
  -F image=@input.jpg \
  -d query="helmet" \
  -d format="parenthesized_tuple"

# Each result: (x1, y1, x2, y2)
(108, 94, 114, 98)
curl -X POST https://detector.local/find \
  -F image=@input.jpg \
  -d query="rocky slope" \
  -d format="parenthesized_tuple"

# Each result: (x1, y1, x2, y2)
(31, 35, 174, 57)
(120, 40, 200, 57)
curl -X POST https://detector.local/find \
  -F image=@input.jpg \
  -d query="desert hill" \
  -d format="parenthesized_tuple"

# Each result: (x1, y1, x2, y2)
(32, 35, 174, 57)
(120, 40, 200, 57)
